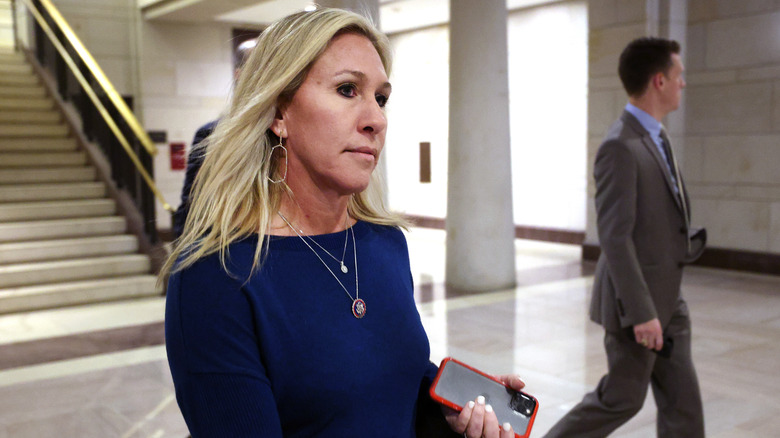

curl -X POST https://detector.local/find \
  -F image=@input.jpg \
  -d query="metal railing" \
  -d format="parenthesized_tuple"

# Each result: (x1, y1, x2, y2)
(12, 0, 173, 243)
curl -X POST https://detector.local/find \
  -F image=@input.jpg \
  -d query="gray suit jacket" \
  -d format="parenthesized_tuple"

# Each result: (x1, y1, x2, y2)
(589, 111, 691, 332)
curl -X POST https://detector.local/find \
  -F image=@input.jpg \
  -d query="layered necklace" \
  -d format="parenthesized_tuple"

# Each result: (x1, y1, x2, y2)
(305, 213, 350, 274)
(277, 211, 366, 319)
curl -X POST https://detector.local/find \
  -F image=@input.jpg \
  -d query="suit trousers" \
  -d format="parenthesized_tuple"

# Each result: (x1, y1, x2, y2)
(544, 302, 704, 438)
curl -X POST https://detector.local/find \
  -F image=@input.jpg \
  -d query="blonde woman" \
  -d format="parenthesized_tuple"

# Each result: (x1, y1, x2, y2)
(163, 8, 524, 437)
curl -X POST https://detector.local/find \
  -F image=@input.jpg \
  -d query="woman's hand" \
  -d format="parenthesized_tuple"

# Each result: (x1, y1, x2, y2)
(443, 374, 525, 438)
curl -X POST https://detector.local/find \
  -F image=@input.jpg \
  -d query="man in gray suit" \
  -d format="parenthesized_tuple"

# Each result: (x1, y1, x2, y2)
(544, 37, 705, 437)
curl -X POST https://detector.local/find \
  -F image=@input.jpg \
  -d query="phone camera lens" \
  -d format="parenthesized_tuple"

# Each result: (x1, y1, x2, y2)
(521, 397, 535, 415)
(510, 393, 535, 416)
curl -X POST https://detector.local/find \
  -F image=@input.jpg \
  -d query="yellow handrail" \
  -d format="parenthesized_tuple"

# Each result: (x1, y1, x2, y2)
(18, 0, 174, 213)
(38, 0, 157, 156)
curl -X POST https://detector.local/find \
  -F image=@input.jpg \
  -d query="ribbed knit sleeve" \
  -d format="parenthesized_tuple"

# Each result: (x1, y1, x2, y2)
(181, 373, 282, 437)
(165, 251, 283, 437)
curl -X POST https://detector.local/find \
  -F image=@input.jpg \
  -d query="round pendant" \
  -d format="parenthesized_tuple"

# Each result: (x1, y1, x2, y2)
(340, 262, 348, 274)
(352, 299, 366, 319)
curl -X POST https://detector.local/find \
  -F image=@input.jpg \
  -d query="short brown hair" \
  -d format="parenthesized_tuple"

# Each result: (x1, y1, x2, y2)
(618, 37, 680, 97)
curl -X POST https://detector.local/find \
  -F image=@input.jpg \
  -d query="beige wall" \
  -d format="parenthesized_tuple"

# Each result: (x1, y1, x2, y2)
(139, 20, 236, 229)
(685, 0, 780, 253)
(585, 0, 780, 255)
(50, 0, 135, 95)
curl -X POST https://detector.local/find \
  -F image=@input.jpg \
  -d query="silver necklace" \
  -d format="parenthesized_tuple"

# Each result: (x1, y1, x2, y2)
(277, 211, 365, 319)
(303, 214, 349, 274)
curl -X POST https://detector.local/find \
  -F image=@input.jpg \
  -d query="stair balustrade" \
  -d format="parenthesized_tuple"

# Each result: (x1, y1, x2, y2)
(11, 0, 172, 244)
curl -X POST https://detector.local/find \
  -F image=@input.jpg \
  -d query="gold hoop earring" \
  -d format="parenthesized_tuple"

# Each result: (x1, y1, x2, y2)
(267, 135, 287, 184)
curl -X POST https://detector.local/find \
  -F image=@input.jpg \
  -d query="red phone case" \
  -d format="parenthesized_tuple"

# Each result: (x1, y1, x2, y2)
(429, 357, 538, 438)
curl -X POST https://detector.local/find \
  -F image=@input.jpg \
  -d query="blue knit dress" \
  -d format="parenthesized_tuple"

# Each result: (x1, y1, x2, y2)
(165, 221, 439, 437)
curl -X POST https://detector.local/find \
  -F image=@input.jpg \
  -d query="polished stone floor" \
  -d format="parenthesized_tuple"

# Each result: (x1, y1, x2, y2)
(0, 227, 778, 437)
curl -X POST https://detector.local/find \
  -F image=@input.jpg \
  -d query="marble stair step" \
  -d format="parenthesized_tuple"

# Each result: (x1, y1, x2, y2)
(0, 46, 21, 53)
(0, 109, 60, 123)
(0, 97, 53, 111)
(0, 31, 11, 50)
(0, 72, 37, 86)
(0, 216, 125, 243)
(0, 63, 31, 75)
(0, 181, 104, 202)
(0, 254, 152, 289)
(0, 235, 138, 265)
(0, 274, 161, 314)
(0, 151, 87, 167)
(0, 198, 114, 222)
(0, 84, 45, 98)
(0, 124, 69, 138)
(0, 138, 77, 152)
(0, 166, 96, 184)
(0, 51, 23, 64)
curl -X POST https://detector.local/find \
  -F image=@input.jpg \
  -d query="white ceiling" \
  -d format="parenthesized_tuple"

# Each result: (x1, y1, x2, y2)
(140, 0, 558, 31)
(216, 0, 319, 25)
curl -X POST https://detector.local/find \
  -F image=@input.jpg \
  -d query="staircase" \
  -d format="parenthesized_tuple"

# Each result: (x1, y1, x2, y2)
(0, 48, 161, 314)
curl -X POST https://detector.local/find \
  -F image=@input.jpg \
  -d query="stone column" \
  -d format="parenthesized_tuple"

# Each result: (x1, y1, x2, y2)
(446, 0, 515, 292)
(654, 0, 688, 169)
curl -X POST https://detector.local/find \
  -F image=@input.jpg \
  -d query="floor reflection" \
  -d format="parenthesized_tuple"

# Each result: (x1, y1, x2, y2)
(0, 227, 778, 437)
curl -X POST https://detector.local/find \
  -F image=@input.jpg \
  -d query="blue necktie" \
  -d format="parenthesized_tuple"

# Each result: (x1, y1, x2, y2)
(659, 130, 678, 188)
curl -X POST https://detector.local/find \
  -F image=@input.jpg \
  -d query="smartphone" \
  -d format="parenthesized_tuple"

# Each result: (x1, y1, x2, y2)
(429, 357, 539, 438)
(654, 336, 674, 358)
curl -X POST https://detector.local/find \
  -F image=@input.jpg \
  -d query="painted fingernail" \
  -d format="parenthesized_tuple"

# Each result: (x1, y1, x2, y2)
(503, 422, 511, 431)
(468, 401, 475, 409)
(477, 395, 485, 405)
(485, 404, 493, 413)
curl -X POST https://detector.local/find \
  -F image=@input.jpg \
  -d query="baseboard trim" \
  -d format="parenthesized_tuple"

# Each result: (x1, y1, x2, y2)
(161, 217, 778, 276)
(0, 322, 164, 371)
(161, 217, 586, 245)
(409, 215, 779, 276)
(404, 215, 585, 245)
(159, 219, 586, 247)
(581, 243, 780, 276)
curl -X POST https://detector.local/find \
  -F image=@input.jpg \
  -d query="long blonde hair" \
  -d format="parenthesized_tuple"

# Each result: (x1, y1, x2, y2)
(160, 8, 405, 282)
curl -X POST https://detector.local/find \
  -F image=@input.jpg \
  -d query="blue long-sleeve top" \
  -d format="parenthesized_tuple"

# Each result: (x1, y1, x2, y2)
(165, 221, 440, 437)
